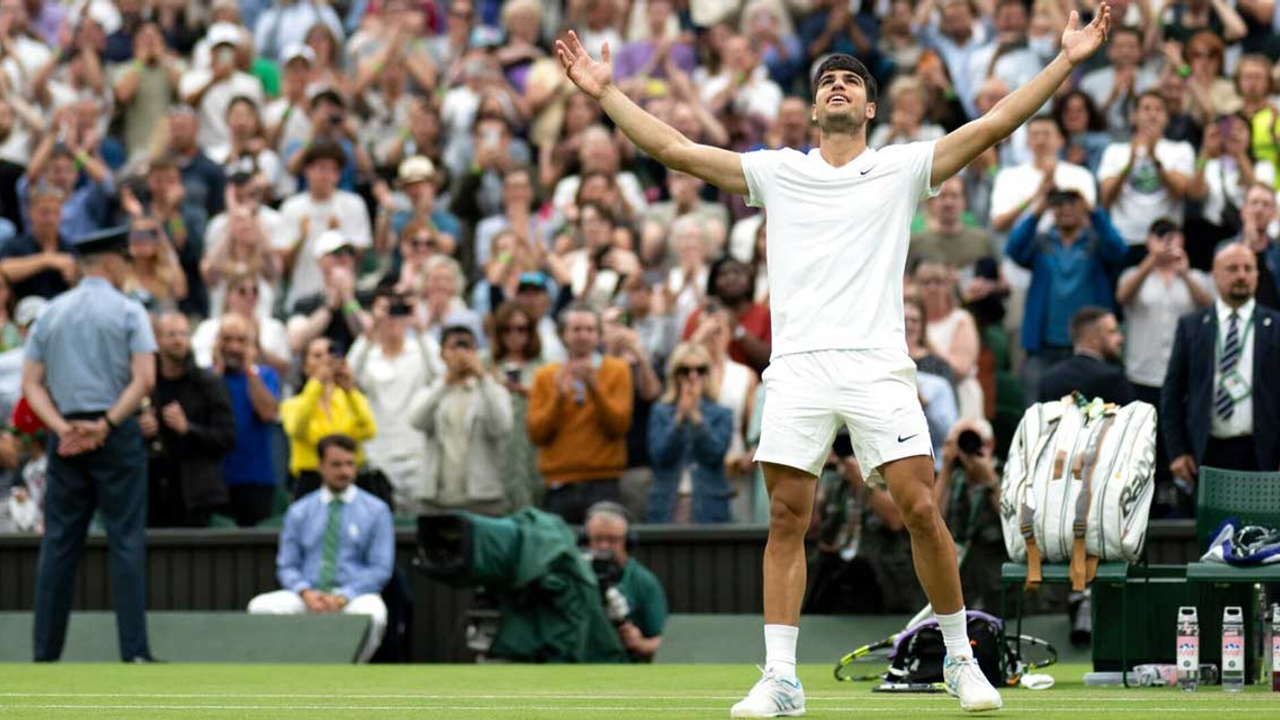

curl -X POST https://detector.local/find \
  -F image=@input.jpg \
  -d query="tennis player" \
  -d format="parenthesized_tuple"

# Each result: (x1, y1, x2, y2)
(557, 5, 1111, 715)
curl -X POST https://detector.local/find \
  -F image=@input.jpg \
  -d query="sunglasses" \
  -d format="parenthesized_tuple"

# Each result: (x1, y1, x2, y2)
(676, 365, 710, 378)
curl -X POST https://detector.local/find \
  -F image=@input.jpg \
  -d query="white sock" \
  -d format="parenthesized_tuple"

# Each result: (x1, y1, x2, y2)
(935, 607, 974, 659)
(764, 624, 799, 679)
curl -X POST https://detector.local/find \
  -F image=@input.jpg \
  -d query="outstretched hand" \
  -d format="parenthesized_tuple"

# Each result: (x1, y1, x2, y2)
(1060, 3, 1111, 66)
(555, 30, 613, 101)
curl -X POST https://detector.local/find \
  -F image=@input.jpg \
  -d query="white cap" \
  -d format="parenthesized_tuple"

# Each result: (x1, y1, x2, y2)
(206, 22, 243, 49)
(281, 43, 315, 67)
(312, 230, 355, 260)
(397, 155, 436, 185)
(15, 296, 48, 328)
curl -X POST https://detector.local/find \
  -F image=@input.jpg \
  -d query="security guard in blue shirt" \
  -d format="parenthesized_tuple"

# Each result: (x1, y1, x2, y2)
(22, 227, 158, 662)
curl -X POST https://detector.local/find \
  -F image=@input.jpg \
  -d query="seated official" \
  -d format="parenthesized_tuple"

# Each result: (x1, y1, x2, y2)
(247, 434, 394, 663)
(584, 502, 667, 662)
(1038, 306, 1135, 405)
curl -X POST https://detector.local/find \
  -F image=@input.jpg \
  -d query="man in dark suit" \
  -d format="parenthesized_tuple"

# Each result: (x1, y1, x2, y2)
(1162, 243, 1280, 512)
(1039, 306, 1135, 405)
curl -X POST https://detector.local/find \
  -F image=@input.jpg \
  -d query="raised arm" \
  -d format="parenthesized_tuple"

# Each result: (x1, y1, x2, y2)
(555, 32, 748, 196)
(931, 5, 1111, 186)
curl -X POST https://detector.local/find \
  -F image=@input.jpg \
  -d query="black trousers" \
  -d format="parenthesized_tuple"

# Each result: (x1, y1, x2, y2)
(147, 464, 212, 529)
(227, 485, 277, 528)
(34, 417, 150, 662)
(1204, 435, 1258, 471)
(542, 479, 621, 525)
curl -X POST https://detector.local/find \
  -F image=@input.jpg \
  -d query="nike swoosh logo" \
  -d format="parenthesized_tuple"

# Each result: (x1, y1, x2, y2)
(860, 166, 875, 175)
(897, 434, 919, 443)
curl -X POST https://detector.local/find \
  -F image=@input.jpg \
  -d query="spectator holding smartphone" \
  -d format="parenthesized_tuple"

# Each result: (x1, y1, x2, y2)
(487, 302, 546, 510)
(282, 336, 377, 498)
(408, 325, 513, 515)
(349, 291, 442, 515)
(646, 341, 734, 524)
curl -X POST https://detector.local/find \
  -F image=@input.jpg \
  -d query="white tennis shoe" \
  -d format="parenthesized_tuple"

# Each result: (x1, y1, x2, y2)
(943, 654, 1003, 712)
(729, 667, 805, 718)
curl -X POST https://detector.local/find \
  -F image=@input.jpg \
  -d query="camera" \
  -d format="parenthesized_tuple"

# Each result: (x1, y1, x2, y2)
(388, 301, 413, 318)
(414, 512, 631, 662)
(330, 113, 345, 127)
(957, 429, 983, 456)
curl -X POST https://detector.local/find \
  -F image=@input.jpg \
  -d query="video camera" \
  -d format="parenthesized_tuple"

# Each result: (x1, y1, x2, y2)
(413, 511, 630, 663)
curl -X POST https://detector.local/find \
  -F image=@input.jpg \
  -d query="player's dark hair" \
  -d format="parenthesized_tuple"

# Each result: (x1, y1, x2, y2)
(812, 54, 878, 104)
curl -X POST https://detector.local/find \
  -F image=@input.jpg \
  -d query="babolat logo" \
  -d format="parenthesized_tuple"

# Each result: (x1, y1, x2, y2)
(1119, 479, 1142, 518)
(1000, 497, 1016, 521)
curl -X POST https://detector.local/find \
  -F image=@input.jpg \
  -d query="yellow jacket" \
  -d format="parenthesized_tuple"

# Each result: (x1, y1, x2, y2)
(281, 379, 378, 475)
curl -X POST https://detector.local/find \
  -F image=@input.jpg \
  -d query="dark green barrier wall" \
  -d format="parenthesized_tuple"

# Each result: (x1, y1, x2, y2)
(0, 521, 1200, 662)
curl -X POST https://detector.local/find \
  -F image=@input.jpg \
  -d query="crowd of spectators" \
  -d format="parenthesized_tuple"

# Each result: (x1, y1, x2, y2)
(1, 0, 1279, 612)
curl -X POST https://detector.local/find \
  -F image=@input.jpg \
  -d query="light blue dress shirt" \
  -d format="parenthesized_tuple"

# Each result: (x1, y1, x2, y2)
(25, 276, 156, 415)
(277, 485, 394, 599)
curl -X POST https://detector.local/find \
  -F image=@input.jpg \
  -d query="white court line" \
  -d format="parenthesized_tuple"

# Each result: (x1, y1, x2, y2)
(0, 691, 1271, 702)
(0, 705, 1271, 714)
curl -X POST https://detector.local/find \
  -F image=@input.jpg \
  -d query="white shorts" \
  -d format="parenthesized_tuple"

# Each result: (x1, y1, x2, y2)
(754, 348, 934, 483)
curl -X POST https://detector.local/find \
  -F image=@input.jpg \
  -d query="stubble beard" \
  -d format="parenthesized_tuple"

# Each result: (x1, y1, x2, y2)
(818, 108, 864, 137)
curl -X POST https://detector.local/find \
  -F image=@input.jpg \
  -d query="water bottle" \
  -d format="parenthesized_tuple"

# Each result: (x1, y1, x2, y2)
(1271, 604, 1280, 692)
(1258, 586, 1269, 686)
(1222, 606, 1245, 691)
(1132, 664, 1177, 686)
(1176, 606, 1199, 691)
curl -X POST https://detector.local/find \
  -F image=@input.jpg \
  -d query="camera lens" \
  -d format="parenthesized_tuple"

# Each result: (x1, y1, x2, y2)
(957, 429, 983, 455)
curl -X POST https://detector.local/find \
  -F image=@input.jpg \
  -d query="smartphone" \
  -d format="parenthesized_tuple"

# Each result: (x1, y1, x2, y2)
(505, 367, 521, 383)
(481, 126, 501, 149)
(217, 47, 235, 67)
(388, 301, 413, 318)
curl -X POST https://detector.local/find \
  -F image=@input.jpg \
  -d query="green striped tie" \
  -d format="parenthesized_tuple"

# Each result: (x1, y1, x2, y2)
(316, 499, 342, 592)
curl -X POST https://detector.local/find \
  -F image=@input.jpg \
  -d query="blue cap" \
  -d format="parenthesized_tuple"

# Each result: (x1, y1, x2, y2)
(73, 226, 131, 257)
(517, 271, 549, 291)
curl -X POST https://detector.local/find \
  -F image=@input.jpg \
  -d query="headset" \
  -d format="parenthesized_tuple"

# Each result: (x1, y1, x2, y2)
(583, 501, 639, 553)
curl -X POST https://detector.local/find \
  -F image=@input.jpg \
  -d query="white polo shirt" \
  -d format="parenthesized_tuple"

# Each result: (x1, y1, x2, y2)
(741, 141, 939, 359)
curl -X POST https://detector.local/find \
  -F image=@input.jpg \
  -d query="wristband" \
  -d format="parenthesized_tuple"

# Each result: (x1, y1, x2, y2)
(132, 59, 144, 72)
(1178, 64, 1191, 79)
(73, 151, 88, 170)
(498, 251, 512, 264)
(343, 300, 361, 315)
(1196, 157, 1208, 170)
(104, 414, 117, 431)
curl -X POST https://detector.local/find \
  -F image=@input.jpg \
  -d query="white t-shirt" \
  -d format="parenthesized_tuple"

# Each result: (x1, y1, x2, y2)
(277, 191, 373, 309)
(1119, 266, 1211, 386)
(263, 98, 313, 155)
(178, 70, 264, 151)
(742, 142, 939, 358)
(1097, 139, 1196, 244)
(990, 160, 1097, 231)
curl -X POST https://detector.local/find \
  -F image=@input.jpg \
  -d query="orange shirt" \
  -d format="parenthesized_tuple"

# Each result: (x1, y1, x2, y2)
(526, 356, 633, 485)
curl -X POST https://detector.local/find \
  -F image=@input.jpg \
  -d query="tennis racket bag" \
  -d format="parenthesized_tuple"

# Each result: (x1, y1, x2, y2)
(1000, 393, 1157, 591)
(884, 611, 1006, 685)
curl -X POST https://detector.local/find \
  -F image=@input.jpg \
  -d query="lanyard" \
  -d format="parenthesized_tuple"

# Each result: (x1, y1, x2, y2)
(1215, 311, 1255, 364)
